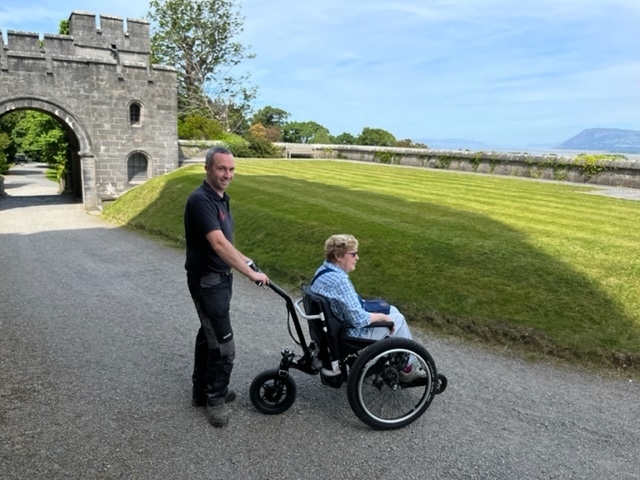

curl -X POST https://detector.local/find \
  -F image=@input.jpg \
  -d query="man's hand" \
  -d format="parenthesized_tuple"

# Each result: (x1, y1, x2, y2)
(250, 271, 270, 287)
(245, 259, 269, 286)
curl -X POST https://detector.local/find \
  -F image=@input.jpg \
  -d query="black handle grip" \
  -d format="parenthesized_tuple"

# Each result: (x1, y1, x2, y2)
(246, 260, 264, 286)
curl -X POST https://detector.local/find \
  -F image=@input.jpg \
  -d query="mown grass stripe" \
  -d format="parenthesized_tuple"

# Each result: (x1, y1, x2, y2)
(103, 160, 640, 372)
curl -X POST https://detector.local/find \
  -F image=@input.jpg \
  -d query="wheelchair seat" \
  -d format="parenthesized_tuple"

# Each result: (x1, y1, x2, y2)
(301, 284, 386, 366)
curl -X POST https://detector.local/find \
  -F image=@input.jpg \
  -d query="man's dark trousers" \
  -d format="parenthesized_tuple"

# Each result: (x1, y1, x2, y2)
(188, 272, 235, 406)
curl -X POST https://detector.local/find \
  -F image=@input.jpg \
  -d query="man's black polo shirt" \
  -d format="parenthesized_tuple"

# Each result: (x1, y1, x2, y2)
(184, 180, 234, 275)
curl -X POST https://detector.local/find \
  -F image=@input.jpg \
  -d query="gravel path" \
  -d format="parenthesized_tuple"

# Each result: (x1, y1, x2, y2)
(1, 164, 638, 480)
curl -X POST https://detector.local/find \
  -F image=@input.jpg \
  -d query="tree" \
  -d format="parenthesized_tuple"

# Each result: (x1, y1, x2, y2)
(334, 132, 357, 145)
(396, 138, 428, 149)
(204, 86, 255, 134)
(148, 0, 256, 132)
(281, 121, 331, 144)
(250, 106, 290, 141)
(262, 125, 282, 142)
(251, 106, 290, 128)
(0, 112, 23, 172)
(358, 127, 396, 147)
(11, 111, 68, 181)
(248, 123, 267, 139)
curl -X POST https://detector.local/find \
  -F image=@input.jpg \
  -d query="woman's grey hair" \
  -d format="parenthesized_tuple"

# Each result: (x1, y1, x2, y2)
(205, 146, 232, 166)
(324, 234, 359, 262)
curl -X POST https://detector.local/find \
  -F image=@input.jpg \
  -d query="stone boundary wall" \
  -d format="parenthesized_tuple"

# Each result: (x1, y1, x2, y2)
(179, 140, 640, 189)
(303, 144, 640, 189)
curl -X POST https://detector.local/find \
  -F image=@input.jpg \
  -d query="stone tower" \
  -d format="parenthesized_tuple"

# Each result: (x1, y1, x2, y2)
(0, 11, 178, 210)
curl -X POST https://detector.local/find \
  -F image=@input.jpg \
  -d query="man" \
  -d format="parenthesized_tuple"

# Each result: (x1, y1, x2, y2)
(184, 146, 269, 427)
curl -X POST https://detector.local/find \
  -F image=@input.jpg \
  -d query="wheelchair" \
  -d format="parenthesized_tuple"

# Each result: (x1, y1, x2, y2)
(249, 264, 448, 430)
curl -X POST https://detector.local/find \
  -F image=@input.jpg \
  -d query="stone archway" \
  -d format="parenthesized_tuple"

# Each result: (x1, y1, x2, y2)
(0, 11, 178, 211)
(0, 96, 98, 209)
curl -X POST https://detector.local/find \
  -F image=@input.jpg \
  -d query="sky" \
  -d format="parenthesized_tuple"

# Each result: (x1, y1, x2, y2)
(1, 0, 638, 148)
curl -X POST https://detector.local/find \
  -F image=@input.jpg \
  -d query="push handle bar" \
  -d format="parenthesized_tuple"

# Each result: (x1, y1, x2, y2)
(247, 261, 310, 350)
(246, 259, 266, 287)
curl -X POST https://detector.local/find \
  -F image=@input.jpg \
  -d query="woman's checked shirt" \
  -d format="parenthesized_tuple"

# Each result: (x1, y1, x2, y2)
(308, 261, 371, 337)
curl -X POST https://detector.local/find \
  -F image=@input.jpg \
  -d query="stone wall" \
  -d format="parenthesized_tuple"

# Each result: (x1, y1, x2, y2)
(179, 140, 640, 190)
(273, 143, 640, 189)
(180, 139, 640, 189)
(0, 11, 178, 209)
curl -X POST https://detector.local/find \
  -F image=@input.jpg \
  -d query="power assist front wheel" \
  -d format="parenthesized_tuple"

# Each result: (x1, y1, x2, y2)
(347, 337, 437, 430)
(250, 369, 297, 415)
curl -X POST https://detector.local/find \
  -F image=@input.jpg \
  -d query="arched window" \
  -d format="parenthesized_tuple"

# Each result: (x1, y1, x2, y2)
(129, 102, 142, 125)
(127, 152, 148, 182)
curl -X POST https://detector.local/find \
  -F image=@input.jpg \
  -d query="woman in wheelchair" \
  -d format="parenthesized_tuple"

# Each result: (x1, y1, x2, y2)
(249, 233, 447, 429)
(309, 234, 427, 383)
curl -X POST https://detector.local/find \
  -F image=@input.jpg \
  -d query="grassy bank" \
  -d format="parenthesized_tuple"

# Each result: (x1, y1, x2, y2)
(103, 159, 640, 374)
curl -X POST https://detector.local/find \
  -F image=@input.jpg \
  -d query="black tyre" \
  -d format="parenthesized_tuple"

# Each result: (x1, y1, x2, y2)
(347, 337, 436, 430)
(435, 373, 448, 394)
(250, 369, 297, 415)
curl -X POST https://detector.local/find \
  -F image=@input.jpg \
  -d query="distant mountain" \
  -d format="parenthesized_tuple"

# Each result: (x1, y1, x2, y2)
(415, 138, 487, 150)
(557, 128, 640, 153)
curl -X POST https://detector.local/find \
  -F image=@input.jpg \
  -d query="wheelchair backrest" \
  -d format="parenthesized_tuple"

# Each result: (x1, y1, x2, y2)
(301, 284, 345, 364)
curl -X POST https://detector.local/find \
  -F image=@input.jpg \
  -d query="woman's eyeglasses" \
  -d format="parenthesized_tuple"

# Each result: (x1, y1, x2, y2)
(346, 251, 359, 257)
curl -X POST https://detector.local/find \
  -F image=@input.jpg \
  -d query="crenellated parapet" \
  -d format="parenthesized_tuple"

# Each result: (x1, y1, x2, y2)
(69, 11, 150, 59)
(4, 30, 42, 54)
(1, 10, 154, 73)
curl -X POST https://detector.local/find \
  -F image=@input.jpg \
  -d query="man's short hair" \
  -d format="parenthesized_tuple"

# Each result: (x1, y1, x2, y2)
(205, 146, 232, 166)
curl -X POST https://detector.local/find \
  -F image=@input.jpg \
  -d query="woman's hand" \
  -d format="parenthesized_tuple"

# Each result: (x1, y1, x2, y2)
(371, 313, 395, 334)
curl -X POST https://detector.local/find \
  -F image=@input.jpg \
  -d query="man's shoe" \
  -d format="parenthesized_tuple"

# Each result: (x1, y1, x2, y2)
(192, 390, 237, 407)
(206, 403, 229, 428)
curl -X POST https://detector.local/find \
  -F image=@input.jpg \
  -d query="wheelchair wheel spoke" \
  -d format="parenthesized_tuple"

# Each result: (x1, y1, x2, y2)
(359, 356, 430, 422)
(347, 338, 437, 430)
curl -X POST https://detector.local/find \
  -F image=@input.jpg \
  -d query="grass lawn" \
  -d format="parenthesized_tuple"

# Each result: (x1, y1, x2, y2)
(103, 159, 640, 374)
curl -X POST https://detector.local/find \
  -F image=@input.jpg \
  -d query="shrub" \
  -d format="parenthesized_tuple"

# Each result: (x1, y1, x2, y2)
(0, 132, 10, 174)
(215, 132, 250, 156)
(178, 114, 223, 140)
(233, 133, 280, 158)
(572, 153, 620, 178)
(373, 151, 403, 164)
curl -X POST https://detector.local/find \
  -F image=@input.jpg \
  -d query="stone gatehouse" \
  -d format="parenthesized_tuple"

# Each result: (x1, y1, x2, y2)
(0, 11, 178, 210)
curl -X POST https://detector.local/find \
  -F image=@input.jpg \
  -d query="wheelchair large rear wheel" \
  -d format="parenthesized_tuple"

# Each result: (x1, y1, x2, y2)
(250, 369, 297, 415)
(347, 337, 437, 430)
